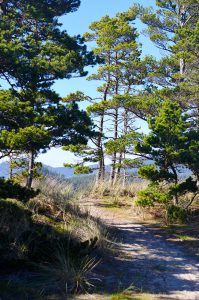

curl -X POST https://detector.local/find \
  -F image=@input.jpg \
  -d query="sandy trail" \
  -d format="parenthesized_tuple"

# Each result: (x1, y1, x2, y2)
(76, 200, 199, 300)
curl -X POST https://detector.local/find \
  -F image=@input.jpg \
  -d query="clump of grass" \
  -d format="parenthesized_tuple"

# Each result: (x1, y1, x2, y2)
(30, 243, 99, 296)
(110, 292, 156, 300)
(33, 176, 75, 207)
(33, 175, 96, 207)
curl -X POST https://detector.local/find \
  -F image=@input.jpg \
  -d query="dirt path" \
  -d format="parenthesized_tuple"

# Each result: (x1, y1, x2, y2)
(76, 200, 199, 300)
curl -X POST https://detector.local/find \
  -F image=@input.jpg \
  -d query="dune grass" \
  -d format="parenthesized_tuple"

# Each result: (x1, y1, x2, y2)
(0, 175, 115, 298)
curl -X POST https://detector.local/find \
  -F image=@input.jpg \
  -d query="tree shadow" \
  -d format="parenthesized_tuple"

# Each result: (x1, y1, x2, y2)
(93, 221, 199, 296)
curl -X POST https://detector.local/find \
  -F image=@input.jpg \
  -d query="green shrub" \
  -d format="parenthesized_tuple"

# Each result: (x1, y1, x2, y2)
(136, 184, 170, 207)
(0, 178, 39, 202)
(166, 204, 188, 224)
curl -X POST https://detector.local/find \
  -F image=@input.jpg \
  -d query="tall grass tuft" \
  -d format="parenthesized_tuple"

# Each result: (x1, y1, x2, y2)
(30, 242, 99, 296)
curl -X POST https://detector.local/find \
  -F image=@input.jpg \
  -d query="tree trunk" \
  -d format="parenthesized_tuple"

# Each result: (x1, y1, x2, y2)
(95, 99, 106, 186)
(122, 109, 128, 188)
(179, 5, 186, 76)
(96, 146, 105, 186)
(95, 60, 110, 186)
(9, 155, 13, 179)
(101, 153, 105, 181)
(180, 58, 185, 76)
(96, 160, 102, 186)
(109, 52, 119, 187)
(109, 108, 118, 186)
(171, 165, 179, 205)
(26, 150, 34, 189)
(173, 194, 179, 206)
(114, 152, 122, 185)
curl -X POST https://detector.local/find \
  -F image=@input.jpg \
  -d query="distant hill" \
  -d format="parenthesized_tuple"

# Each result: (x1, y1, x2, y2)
(0, 162, 80, 179)
(0, 161, 191, 179)
(42, 164, 98, 178)
(0, 162, 99, 179)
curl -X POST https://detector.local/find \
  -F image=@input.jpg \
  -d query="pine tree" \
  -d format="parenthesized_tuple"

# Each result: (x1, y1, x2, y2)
(136, 0, 199, 111)
(135, 99, 199, 206)
(84, 12, 144, 186)
(0, 1, 95, 187)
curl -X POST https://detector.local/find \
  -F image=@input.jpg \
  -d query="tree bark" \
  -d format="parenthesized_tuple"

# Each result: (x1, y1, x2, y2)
(122, 109, 128, 188)
(109, 108, 118, 186)
(96, 113, 104, 185)
(9, 156, 13, 179)
(171, 164, 179, 205)
(96, 145, 105, 185)
(95, 79, 109, 186)
(114, 151, 122, 185)
(26, 150, 34, 189)
(109, 51, 119, 187)
(179, 5, 186, 75)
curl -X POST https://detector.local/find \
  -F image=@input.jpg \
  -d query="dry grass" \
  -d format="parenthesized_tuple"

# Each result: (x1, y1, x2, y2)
(32, 176, 114, 251)
(91, 180, 148, 207)
(0, 176, 116, 298)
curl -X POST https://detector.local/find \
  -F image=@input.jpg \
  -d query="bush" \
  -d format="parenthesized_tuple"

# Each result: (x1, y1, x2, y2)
(136, 184, 170, 207)
(0, 178, 39, 202)
(166, 204, 188, 224)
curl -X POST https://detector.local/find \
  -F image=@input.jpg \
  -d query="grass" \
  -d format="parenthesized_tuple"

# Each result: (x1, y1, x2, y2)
(110, 292, 159, 300)
(0, 175, 115, 298)
(108, 282, 156, 300)
(90, 180, 148, 212)
(29, 248, 99, 295)
(176, 234, 196, 241)
(92, 180, 147, 198)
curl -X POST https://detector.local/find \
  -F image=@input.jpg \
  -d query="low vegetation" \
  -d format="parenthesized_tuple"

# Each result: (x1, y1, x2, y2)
(0, 176, 114, 299)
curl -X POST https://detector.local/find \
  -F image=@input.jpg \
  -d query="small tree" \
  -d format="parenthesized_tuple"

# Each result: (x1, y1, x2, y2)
(0, 90, 94, 187)
(135, 99, 198, 206)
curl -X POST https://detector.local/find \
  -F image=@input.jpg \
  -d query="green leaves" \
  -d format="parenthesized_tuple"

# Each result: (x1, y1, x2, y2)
(73, 165, 93, 175)
(135, 99, 199, 205)
(9, 126, 51, 152)
(136, 184, 171, 207)
(0, 1, 97, 187)
(0, 0, 95, 94)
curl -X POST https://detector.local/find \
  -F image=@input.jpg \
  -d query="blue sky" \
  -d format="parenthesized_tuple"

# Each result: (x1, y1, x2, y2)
(1, 0, 162, 167)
